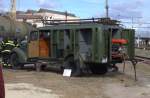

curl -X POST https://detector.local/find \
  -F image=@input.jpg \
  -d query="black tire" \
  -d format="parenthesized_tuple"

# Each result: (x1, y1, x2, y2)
(63, 56, 81, 77)
(90, 63, 108, 74)
(10, 53, 20, 69)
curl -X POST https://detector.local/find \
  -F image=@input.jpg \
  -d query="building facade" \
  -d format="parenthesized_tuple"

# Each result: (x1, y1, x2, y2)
(16, 9, 79, 27)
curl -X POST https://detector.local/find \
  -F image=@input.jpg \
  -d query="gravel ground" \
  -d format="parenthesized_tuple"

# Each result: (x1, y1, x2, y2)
(5, 83, 59, 98)
(3, 61, 150, 98)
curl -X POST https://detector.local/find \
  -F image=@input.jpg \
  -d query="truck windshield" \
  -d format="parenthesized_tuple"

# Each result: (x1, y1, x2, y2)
(39, 30, 51, 39)
(29, 31, 38, 41)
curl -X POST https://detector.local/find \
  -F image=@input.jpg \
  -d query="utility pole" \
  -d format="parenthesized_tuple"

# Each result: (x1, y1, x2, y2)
(10, 0, 16, 38)
(10, 0, 16, 20)
(105, 0, 109, 18)
(131, 17, 134, 29)
(65, 11, 68, 22)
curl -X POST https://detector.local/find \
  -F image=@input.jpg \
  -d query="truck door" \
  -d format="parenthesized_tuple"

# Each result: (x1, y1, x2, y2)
(28, 31, 39, 58)
(39, 31, 50, 57)
(121, 29, 135, 59)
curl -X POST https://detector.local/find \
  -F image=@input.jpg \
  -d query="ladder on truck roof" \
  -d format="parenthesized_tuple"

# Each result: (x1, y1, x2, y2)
(41, 18, 120, 26)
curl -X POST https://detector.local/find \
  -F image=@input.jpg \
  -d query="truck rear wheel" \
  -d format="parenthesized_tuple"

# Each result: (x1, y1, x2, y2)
(63, 56, 81, 77)
(90, 63, 108, 74)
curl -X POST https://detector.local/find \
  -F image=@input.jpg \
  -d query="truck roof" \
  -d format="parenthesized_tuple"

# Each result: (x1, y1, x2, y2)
(38, 18, 121, 30)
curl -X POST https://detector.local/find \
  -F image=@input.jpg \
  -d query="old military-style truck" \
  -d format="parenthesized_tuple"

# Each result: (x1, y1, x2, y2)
(10, 18, 135, 76)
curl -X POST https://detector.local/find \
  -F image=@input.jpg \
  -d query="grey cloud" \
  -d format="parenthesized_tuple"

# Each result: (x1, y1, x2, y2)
(110, 0, 144, 19)
(0, 0, 4, 12)
(112, 0, 143, 11)
(36, 0, 62, 9)
(83, 0, 100, 3)
(0, 0, 3, 7)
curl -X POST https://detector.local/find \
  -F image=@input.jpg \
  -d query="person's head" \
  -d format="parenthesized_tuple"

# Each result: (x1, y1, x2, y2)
(13, 37, 18, 42)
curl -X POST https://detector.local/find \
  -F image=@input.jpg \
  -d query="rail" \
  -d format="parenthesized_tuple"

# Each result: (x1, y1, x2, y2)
(135, 55, 150, 65)
(136, 56, 150, 60)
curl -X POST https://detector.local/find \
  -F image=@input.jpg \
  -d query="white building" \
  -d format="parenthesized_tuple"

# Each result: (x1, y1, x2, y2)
(16, 9, 79, 27)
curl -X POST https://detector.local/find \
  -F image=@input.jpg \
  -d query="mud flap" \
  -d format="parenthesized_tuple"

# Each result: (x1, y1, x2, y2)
(63, 57, 81, 77)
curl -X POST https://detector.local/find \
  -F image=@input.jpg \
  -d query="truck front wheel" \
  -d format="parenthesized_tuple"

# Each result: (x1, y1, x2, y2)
(10, 53, 20, 69)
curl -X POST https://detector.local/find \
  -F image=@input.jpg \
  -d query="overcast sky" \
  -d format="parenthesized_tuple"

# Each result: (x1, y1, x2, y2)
(0, 0, 149, 35)
(0, 0, 149, 19)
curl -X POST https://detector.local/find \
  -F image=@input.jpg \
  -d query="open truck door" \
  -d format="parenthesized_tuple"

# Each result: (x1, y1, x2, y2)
(28, 30, 51, 58)
(121, 29, 135, 59)
(28, 31, 39, 58)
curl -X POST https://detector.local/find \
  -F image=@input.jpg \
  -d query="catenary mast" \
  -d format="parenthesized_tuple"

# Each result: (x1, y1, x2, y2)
(10, 0, 16, 20)
(105, 0, 109, 18)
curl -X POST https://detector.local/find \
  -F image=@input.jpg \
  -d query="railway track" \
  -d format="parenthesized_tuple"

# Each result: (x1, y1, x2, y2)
(135, 47, 150, 50)
(135, 56, 150, 65)
(136, 56, 150, 60)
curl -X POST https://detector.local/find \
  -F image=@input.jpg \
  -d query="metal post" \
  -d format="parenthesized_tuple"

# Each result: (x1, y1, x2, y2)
(65, 11, 68, 22)
(10, 0, 16, 20)
(105, 0, 109, 18)
(132, 17, 134, 29)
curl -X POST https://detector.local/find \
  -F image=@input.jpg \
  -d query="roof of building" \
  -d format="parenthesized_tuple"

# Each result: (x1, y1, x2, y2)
(37, 8, 76, 17)
(16, 11, 26, 14)
(26, 10, 37, 14)
(16, 8, 77, 20)
(17, 15, 42, 19)
(17, 8, 76, 17)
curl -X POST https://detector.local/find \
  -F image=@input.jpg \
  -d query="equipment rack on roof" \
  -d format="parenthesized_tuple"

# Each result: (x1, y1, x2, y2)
(42, 18, 120, 26)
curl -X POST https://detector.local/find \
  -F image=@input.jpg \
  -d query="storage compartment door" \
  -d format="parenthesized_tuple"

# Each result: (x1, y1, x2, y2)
(39, 39, 49, 57)
(28, 41, 39, 58)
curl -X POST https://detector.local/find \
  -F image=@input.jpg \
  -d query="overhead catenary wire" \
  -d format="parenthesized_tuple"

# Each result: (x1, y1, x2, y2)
(121, 21, 150, 25)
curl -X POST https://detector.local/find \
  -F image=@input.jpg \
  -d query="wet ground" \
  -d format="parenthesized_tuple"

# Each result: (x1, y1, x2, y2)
(3, 61, 150, 98)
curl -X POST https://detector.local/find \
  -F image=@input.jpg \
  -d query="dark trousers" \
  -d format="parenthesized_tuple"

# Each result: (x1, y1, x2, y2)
(2, 52, 11, 65)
